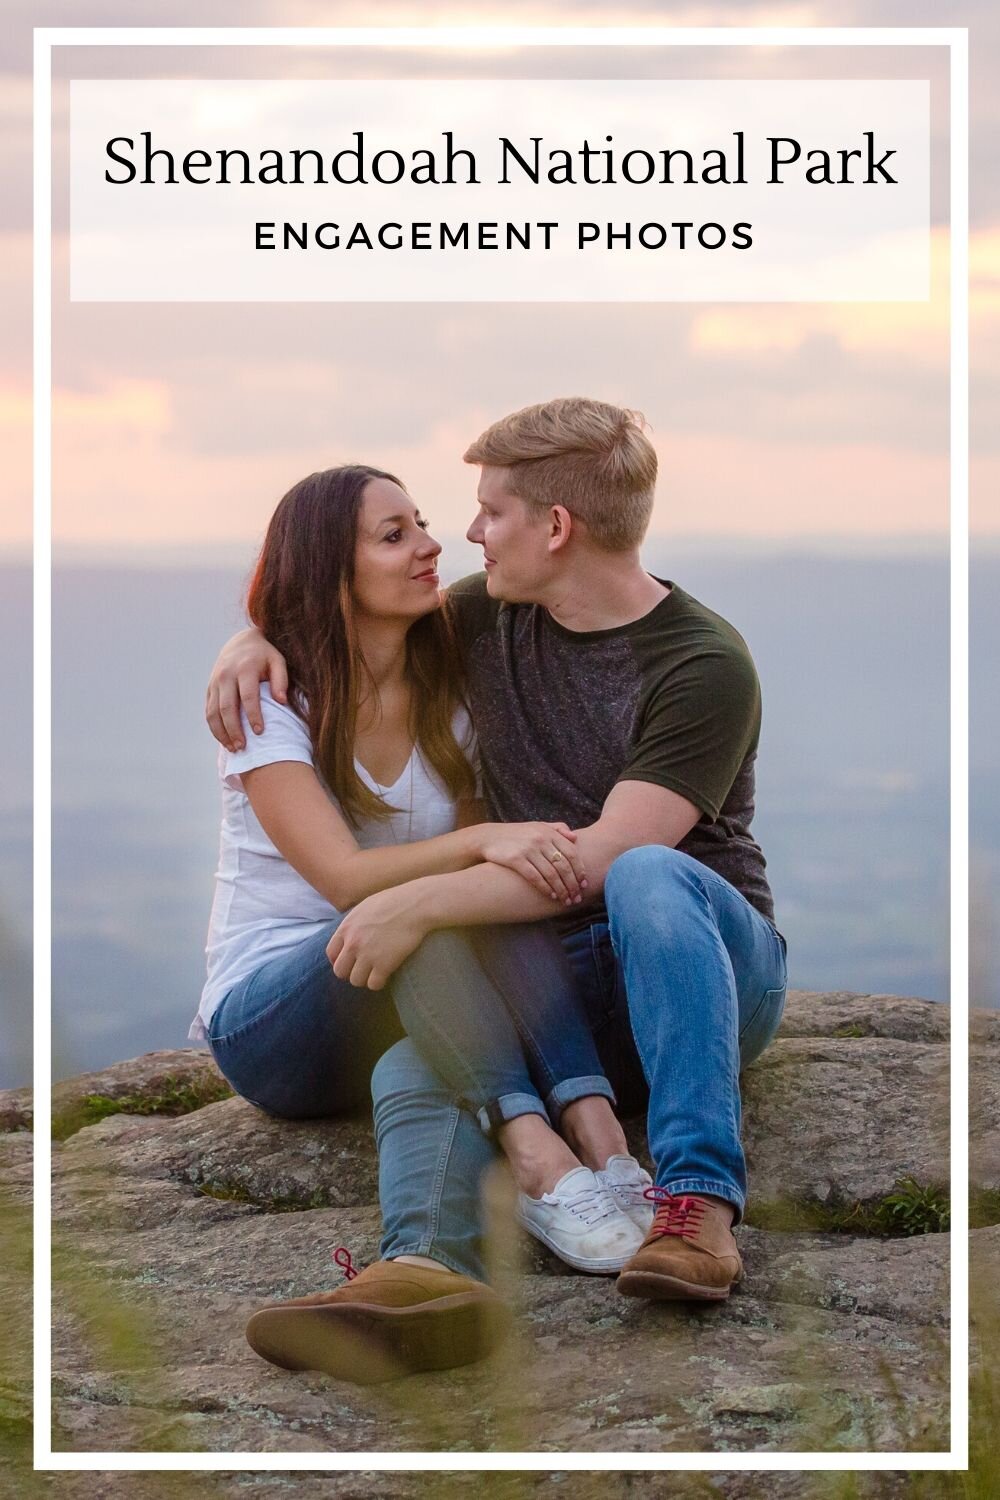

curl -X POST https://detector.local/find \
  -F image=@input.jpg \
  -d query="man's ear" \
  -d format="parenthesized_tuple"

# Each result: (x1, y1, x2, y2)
(547, 504, 574, 553)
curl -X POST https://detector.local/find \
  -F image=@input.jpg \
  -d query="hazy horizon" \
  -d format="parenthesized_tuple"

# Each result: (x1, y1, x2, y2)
(4, 543, 991, 1092)
(2, 530, 968, 578)
(4, 540, 995, 1091)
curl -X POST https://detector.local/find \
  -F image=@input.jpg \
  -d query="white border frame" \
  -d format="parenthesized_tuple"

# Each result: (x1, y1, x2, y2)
(33, 24, 970, 1475)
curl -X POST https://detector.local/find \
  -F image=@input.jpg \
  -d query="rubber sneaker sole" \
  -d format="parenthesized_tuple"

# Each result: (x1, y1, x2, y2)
(245, 1291, 510, 1385)
(616, 1269, 736, 1302)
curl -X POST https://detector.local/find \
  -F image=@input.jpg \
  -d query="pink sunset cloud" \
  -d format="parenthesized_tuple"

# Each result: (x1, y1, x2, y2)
(1, 5, 997, 548)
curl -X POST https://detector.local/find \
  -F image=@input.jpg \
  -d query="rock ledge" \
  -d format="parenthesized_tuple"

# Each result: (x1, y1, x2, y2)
(1, 988, 995, 1465)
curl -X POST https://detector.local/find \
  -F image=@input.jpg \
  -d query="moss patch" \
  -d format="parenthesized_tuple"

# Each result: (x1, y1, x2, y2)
(970, 1188, 1000, 1228)
(53, 1074, 234, 1142)
(194, 1180, 331, 1213)
(746, 1177, 951, 1237)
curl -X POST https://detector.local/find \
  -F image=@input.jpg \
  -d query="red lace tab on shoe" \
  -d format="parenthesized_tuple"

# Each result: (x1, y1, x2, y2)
(643, 1188, 708, 1241)
(332, 1245, 358, 1281)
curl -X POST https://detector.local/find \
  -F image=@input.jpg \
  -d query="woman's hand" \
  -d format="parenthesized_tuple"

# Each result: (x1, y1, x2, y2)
(474, 822, 587, 906)
(205, 627, 290, 751)
(327, 888, 430, 990)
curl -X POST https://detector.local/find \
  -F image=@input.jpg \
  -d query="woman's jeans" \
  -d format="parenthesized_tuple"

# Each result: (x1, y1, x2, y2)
(372, 846, 788, 1281)
(207, 917, 614, 1139)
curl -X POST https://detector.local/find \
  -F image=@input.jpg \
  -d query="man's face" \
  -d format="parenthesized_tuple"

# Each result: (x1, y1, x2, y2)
(465, 467, 553, 602)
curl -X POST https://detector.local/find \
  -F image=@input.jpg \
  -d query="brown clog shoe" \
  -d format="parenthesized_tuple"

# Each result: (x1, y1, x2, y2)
(246, 1259, 510, 1384)
(616, 1193, 743, 1302)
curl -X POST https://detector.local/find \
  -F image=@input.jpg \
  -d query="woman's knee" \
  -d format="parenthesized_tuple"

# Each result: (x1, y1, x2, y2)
(404, 924, 479, 972)
(371, 1036, 448, 1107)
(395, 927, 479, 990)
(219, 1069, 365, 1121)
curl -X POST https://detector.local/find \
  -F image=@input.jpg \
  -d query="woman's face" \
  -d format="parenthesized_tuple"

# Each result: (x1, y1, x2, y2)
(352, 478, 443, 622)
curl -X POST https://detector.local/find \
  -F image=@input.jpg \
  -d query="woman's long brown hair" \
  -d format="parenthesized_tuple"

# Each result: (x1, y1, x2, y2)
(245, 465, 475, 826)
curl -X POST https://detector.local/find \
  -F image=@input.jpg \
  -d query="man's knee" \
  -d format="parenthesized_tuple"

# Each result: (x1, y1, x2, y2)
(605, 844, 697, 911)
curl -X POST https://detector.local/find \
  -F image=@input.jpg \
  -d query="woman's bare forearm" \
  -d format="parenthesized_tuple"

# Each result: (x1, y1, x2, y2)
(242, 764, 485, 911)
(387, 781, 699, 933)
(403, 850, 599, 931)
(328, 788, 700, 990)
(390, 818, 630, 931)
(326, 825, 618, 991)
(327, 826, 486, 909)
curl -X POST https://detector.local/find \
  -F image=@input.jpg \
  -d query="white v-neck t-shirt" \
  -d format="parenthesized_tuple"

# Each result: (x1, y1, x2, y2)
(191, 682, 477, 1042)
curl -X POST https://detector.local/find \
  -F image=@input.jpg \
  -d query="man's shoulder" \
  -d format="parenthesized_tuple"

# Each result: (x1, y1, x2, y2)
(657, 583, 754, 658)
(632, 583, 759, 699)
(447, 570, 490, 601)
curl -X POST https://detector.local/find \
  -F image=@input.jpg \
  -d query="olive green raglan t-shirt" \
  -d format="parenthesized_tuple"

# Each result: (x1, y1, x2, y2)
(447, 571, 775, 926)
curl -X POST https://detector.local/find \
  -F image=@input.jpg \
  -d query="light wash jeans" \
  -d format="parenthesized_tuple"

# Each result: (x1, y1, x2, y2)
(374, 845, 787, 1281)
(207, 917, 614, 1139)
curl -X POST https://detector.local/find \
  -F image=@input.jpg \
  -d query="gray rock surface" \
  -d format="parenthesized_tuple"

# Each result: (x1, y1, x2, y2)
(52, 1095, 381, 1215)
(3, 990, 997, 1474)
(0, 1461, 924, 1500)
(742, 1036, 950, 1206)
(778, 990, 952, 1043)
(47, 1107, 956, 1456)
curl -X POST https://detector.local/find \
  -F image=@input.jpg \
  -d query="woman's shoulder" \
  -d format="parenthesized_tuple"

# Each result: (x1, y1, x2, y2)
(219, 682, 314, 790)
(257, 680, 306, 717)
(247, 681, 313, 741)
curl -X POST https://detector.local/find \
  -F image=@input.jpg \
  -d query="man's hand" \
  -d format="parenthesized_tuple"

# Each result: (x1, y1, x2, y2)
(205, 627, 290, 751)
(326, 886, 431, 990)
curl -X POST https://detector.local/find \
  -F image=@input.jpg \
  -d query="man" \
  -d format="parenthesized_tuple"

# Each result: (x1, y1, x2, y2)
(206, 397, 786, 1381)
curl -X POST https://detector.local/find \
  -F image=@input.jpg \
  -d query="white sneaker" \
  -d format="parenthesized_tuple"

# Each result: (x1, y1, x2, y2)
(596, 1154, 655, 1234)
(517, 1165, 645, 1274)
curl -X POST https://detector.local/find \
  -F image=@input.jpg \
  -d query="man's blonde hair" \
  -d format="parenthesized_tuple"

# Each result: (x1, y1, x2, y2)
(463, 397, 657, 552)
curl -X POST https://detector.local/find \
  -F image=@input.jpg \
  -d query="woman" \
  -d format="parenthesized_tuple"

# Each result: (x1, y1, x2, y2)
(195, 465, 653, 1319)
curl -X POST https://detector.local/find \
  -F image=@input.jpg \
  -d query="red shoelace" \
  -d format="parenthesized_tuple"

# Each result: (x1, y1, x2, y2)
(332, 1245, 358, 1281)
(643, 1189, 708, 1241)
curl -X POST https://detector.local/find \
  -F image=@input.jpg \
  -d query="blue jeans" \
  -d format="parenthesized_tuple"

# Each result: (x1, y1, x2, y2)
(373, 846, 787, 1280)
(207, 917, 613, 1135)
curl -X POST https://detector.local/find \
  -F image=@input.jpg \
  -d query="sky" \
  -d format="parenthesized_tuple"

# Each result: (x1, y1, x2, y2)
(1, 1, 998, 555)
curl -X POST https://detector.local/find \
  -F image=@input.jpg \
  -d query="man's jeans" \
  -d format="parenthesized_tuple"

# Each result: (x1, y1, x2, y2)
(374, 845, 787, 1281)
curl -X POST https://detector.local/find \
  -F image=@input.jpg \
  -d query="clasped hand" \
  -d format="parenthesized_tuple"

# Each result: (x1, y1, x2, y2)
(475, 821, 586, 905)
(327, 818, 588, 989)
(327, 888, 428, 991)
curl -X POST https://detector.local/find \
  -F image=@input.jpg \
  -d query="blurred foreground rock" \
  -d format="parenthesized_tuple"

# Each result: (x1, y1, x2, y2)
(2, 988, 997, 1472)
